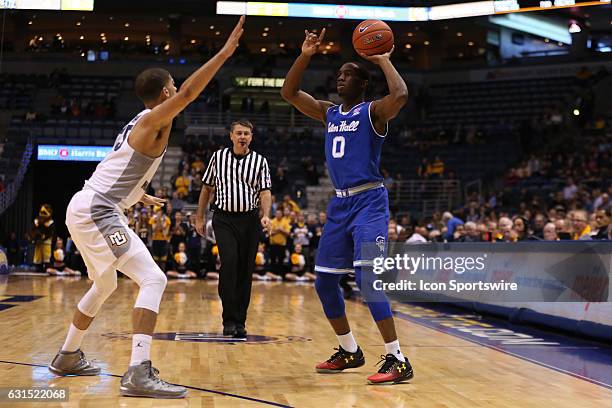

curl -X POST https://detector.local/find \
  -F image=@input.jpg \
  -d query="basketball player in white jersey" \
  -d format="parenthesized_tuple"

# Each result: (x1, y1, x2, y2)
(48, 16, 245, 399)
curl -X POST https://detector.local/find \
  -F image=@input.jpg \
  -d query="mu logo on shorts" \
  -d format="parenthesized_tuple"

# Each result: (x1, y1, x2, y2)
(108, 230, 128, 247)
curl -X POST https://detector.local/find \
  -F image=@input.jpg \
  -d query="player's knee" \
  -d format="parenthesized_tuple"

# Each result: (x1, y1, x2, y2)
(141, 269, 167, 293)
(95, 277, 118, 298)
(315, 273, 345, 319)
(315, 273, 340, 297)
(78, 280, 117, 317)
(367, 300, 393, 322)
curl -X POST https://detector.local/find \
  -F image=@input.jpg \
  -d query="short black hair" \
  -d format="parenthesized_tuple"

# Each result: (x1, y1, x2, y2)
(351, 62, 371, 82)
(134, 68, 171, 104)
(230, 119, 254, 132)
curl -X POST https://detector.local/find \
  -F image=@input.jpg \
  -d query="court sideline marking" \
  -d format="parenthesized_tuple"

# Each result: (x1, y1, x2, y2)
(0, 360, 293, 407)
(390, 308, 612, 391)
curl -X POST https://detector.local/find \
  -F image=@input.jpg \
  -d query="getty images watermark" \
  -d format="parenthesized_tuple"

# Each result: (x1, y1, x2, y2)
(359, 241, 612, 303)
(371, 253, 518, 293)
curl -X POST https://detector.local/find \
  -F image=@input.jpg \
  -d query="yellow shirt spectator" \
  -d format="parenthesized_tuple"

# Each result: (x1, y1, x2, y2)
(149, 213, 171, 241)
(175, 171, 191, 197)
(427, 158, 445, 176)
(270, 217, 291, 246)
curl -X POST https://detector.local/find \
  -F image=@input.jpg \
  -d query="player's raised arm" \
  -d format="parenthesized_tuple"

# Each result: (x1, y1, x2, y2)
(280, 29, 333, 124)
(141, 16, 245, 131)
(360, 46, 408, 126)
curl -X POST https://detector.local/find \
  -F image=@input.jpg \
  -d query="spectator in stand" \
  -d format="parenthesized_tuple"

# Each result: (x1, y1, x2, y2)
(461, 222, 481, 242)
(442, 211, 464, 242)
(190, 170, 203, 204)
(531, 214, 546, 239)
(572, 210, 591, 240)
(291, 213, 312, 273)
(273, 168, 289, 195)
(591, 209, 610, 239)
(149, 206, 171, 270)
(497, 217, 517, 242)
(513, 217, 529, 241)
(285, 244, 316, 282)
(417, 158, 429, 179)
(136, 207, 151, 246)
(407, 226, 428, 243)
(269, 209, 291, 278)
(593, 193, 610, 211)
(170, 211, 187, 253)
(166, 242, 197, 279)
(170, 191, 186, 213)
(175, 169, 191, 199)
(427, 156, 445, 178)
(191, 156, 205, 173)
(388, 222, 399, 242)
(3, 232, 20, 266)
(282, 194, 301, 213)
(253, 243, 278, 280)
(563, 178, 578, 201)
(543, 223, 559, 241)
(554, 218, 572, 240)
(47, 237, 81, 276)
(65, 235, 86, 273)
(302, 156, 319, 186)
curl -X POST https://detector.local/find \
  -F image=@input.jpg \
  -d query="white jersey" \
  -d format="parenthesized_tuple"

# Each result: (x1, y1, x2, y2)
(84, 109, 164, 210)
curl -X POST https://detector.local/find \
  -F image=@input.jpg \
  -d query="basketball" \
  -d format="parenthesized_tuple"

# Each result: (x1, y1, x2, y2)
(352, 19, 394, 56)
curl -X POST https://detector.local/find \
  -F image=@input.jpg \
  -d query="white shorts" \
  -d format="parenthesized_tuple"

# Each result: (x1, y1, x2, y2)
(66, 189, 148, 280)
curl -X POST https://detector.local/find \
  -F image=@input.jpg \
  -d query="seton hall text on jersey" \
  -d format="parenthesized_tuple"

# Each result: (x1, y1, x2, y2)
(328, 120, 360, 133)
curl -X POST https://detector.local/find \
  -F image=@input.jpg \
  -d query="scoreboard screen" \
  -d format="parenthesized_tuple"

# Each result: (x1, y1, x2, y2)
(493, 0, 610, 12)
(218, 1, 611, 21)
(0, 0, 94, 10)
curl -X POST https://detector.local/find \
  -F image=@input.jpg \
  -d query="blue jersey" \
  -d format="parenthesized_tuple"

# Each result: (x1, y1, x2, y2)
(325, 101, 387, 190)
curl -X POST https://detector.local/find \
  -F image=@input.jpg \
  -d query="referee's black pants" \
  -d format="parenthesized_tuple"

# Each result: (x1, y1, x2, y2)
(212, 209, 261, 327)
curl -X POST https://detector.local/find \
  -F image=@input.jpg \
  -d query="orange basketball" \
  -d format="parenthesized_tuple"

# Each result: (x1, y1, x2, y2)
(352, 19, 394, 56)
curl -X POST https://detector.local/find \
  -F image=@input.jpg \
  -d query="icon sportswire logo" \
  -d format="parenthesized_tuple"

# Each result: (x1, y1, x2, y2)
(359, 23, 376, 33)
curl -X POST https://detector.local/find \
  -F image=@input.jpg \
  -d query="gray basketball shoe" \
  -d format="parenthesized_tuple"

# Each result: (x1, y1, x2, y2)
(120, 360, 187, 398)
(49, 349, 101, 376)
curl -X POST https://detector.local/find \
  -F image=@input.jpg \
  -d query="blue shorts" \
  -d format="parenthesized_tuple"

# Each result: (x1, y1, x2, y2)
(315, 187, 389, 274)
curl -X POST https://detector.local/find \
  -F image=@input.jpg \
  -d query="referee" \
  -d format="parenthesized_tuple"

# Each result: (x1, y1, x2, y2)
(195, 120, 272, 338)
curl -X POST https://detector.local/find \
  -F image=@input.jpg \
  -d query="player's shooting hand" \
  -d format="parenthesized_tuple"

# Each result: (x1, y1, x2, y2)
(195, 216, 206, 237)
(219, 16, 245, 59)
(302, 28, 326, 56)
(359, 45, 394, 65)
(261, 216, 272, 235)
(140, 194, 166, 207)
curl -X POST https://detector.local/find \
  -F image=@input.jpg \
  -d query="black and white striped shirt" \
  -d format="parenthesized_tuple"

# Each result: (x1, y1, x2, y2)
(202, 148, 272, 213)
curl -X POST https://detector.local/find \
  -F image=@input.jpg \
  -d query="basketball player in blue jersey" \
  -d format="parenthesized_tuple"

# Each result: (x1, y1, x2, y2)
(281, 28, 413, 384)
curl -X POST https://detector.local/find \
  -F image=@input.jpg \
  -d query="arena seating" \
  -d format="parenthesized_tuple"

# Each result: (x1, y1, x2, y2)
(424, 77, 579, 127)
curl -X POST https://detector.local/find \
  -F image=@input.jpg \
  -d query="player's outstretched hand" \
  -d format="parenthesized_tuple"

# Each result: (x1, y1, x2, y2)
(140, 194, 166, 207)
(359, 45, 395, 65)
(219, 16, 245, 59)
(302, 28, 326, 57)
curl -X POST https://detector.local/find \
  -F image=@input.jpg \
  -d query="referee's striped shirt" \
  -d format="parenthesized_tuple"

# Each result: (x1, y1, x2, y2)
(202, 148, 272, 213)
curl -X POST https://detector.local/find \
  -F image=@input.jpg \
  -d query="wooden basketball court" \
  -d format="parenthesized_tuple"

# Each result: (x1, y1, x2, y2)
(1, 275, 611, 407)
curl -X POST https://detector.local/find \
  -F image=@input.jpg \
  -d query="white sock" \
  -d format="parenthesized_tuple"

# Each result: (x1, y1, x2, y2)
(130, 334, 152, 366)
(337, 331, 358, 353)
(385, 339, 406, 362)
(62, 323, 87, 352)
